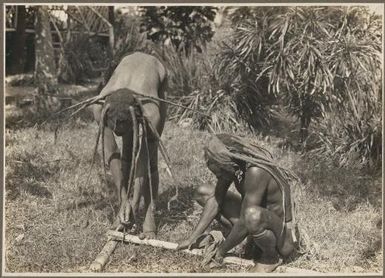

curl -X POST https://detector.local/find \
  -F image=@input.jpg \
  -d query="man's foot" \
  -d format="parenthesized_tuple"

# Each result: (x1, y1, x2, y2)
(112, 218, 138, 234)
(249, 257, 282, 273)
(141, 218, 156, 239)
(111, 220, 125, 231)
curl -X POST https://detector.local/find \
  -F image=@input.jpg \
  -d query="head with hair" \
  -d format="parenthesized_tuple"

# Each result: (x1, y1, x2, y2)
(204, 134, 241, 180)
(102, 88, 141, 136)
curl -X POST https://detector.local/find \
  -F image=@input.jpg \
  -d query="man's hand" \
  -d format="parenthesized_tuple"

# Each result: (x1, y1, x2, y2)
(214, 249, 225, 264)
(176, 238, 195, 250)
(207, 251, 224, 269)
(201, 245, 225, 269)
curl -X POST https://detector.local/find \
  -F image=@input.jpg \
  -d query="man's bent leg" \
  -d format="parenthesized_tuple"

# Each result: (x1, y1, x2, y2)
(94, 105, 121, 226)
(118, 133, 138, 227)
(140, 171, 158, 239)
(244, 206, 285, 272)
(123, 176, 143, 233)
(279, 222, 295, 258)
(140, 140, 159, 239)
(93, 104, 122, 196)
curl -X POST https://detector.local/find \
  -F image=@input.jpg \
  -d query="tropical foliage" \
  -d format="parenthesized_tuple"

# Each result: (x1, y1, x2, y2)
(213, 6, 382, 169)
(100, 12, 151, 87)
(7, 5, 382, 170)
(139, 6, 217, 53)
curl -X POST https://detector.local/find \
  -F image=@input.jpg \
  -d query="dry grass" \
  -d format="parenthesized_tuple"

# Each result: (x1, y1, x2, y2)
(4, 96, 382, 274)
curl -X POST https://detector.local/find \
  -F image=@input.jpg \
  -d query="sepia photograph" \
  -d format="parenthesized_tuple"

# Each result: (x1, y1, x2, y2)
(2, 2, 383, 275)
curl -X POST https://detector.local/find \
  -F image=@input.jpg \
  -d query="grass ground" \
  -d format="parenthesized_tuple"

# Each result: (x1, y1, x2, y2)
(4, 86, 383, 274)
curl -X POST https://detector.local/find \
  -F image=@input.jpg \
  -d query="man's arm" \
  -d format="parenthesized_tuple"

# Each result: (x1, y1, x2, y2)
(216, 167, 268, 258)
(177, 178, 232, 250)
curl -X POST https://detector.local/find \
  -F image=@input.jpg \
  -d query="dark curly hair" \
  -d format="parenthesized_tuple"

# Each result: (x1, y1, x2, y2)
(103, 88, 141, 132)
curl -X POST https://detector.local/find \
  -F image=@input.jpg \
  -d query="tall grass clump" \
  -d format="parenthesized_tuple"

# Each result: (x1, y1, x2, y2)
(160, 45, 208, 97)
(155, 44, 247, 133)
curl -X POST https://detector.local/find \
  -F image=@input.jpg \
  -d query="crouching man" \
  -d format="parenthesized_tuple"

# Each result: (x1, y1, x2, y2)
(177, 134, 298, 272)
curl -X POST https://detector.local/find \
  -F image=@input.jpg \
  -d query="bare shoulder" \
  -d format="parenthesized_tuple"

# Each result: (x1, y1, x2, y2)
(245, 166, 271, 182)
(122, 52, 160, 64)
(242, 166, 271, 195)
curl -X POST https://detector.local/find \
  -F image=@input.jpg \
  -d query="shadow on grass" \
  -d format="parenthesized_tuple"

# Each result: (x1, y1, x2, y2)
(63, 194, 115, 213)
(61, 167, 118, 213)
(156, 186, 196, 225)
(6, 83, 99, 131)
(6, 105, 96, 131)
(6, 155, 60, 200)
(6, 181, 53, 201)
(300, 159, 382, 212)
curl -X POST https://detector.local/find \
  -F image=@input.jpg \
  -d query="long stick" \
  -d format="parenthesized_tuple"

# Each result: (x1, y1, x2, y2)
(131, 91, 211, 118)
(144, 117, 179, 210)
(106, 230, 319, 273)
(106, 230, 252, 267)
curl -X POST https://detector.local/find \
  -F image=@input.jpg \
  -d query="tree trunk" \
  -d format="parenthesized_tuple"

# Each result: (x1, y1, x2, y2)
(9, 5, 27, 74)
(106, 6, 115, 58)
(34, 5, 57, 94)
(57, 6, 74, 83)
(108, 6, 115, 27)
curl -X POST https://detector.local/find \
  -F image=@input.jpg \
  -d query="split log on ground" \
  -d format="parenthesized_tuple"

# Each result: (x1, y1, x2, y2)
(107, 230, 251, 266)
(107, 230, 319, 273)
(89, 239, 118, 272)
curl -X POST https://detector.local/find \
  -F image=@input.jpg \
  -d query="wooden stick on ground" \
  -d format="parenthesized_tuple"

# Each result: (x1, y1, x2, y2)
(106, 230, 319, 273)
(107, 230, 253, 267)
(89, 239, 119, 272)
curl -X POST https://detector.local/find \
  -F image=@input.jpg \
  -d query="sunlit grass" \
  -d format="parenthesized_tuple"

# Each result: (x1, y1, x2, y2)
(4, 116, 382, 273)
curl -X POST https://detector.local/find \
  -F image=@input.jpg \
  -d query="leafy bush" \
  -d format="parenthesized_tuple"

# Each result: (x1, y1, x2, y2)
(159, 44, 209, 97)
(306, 7, 382, 170)
(60, 11, 151, 85)
(213, 6, 382, 169)
(139, 6, 217, 53)
(154, 41, 251, 133)
(101, 12, 152, 86)
(309, 105, 381, 170)
(213, 36, 275, 129)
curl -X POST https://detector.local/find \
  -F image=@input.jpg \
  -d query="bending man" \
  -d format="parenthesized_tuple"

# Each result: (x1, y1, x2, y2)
(177, 134, 297, 272)
(92, 52, 167, 239)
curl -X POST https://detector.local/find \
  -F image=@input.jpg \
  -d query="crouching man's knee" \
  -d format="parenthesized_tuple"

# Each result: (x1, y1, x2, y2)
(244, 206, 295, 259)
(244, 206, 267, 235)
(193, 184, 214, 207)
